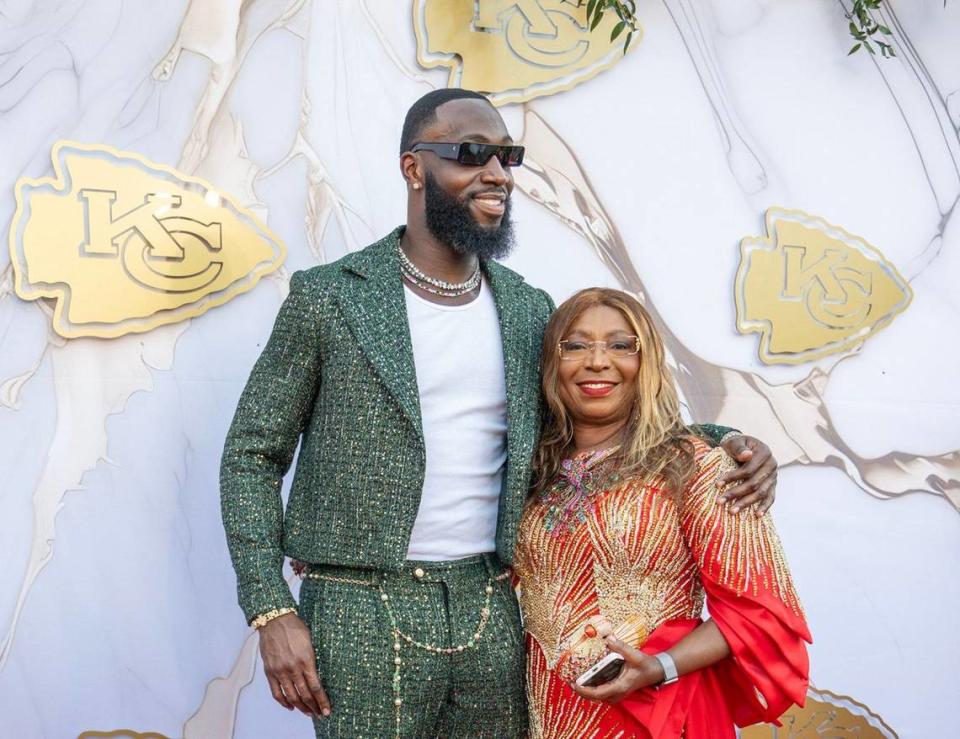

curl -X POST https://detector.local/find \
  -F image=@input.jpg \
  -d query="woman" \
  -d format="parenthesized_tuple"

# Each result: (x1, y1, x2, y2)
(514, 288, 810, 739)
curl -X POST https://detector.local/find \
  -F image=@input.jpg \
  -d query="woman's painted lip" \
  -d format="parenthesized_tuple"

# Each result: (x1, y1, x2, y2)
(577, 382, 616, 397)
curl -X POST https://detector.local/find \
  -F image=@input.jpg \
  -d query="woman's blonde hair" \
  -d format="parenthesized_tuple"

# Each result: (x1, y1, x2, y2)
(532, 288, 695, 496)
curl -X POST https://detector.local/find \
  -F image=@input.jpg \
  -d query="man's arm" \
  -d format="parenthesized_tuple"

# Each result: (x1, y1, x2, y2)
(220, 270, 322, 623)
(220, 270, 332, 718)
(688, 423, 733, 447)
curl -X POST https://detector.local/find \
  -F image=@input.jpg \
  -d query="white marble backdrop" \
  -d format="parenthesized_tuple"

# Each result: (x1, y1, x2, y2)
(1, 1, 958, 737)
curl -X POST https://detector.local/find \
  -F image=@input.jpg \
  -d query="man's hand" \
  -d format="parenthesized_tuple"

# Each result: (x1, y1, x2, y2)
(718, 434, 777, 515)
(258, 612, 331, 718)
(569, 636, 662, 704)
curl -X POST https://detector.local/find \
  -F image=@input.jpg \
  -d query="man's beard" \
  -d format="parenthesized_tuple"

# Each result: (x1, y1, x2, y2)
(423, 172, 516, 260)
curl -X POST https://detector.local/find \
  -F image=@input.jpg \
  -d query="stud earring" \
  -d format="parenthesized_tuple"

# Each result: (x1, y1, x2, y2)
(412, 182, 421, 190)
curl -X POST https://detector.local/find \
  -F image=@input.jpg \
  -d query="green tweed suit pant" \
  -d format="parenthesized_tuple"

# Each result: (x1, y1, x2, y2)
(298, 554, 527, 738)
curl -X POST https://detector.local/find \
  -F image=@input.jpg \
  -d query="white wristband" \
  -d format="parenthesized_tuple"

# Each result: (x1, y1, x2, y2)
(653, 651, 679, 685)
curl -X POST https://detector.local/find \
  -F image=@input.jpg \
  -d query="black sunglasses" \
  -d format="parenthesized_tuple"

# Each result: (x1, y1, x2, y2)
(411, 141, 525, 167)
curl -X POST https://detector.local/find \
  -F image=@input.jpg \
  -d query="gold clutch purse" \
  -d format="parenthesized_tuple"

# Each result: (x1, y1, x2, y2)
(554, 614, 650, 684)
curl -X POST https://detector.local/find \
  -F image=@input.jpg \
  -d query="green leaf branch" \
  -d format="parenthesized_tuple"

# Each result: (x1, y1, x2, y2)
(847, 0, 895, 57)
(575, 0, 916, 59)
(577, 0, 640, 54)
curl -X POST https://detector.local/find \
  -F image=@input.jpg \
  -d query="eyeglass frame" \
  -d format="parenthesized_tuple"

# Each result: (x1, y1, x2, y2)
(410, 141, 525, 168)
(557, 336, 641, 361)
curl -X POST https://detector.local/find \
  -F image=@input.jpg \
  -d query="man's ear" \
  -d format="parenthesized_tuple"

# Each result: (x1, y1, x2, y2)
(400, 152, 423, 190)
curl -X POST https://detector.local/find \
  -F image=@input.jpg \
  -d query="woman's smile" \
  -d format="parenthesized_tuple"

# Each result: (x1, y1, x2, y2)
(576, 380, 618, 397)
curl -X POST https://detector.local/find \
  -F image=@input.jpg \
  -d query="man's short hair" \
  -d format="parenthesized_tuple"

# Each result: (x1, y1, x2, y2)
(400, 88, 492, 155)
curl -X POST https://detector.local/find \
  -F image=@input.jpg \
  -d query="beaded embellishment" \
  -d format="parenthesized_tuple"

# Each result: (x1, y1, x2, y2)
(538, 447, 621, 535)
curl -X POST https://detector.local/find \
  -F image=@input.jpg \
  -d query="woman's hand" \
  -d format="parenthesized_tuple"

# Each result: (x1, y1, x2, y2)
(568, 636, 665, 704)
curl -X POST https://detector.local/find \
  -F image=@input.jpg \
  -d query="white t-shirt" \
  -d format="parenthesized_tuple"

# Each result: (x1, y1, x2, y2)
(403, 279, 508, 561)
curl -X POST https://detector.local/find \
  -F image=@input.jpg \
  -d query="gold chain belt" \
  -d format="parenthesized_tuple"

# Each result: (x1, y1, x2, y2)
(302, 565, 512, 738)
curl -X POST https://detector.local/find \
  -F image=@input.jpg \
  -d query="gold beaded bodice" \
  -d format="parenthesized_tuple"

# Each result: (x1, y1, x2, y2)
(515, 449, 706, 683)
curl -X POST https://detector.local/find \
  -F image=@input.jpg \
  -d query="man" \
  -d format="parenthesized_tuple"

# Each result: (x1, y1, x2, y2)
(220, 88, 778, 738)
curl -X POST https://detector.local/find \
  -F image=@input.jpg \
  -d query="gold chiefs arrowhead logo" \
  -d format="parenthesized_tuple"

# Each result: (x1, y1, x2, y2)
(414, 0, 638, 106)
(735, 208, 912, 365)
(741, 687, 897, 738)
(8, 142, 285, 339)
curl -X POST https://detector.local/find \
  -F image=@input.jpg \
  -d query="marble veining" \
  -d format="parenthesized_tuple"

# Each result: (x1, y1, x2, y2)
(0, 1, 957, 737)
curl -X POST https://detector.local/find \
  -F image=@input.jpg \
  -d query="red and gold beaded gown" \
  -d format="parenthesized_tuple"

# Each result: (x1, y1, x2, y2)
(514, 439, 811, 739)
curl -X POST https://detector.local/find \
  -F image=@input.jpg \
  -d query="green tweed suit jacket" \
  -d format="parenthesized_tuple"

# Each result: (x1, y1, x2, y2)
(221, 227, 555, 622)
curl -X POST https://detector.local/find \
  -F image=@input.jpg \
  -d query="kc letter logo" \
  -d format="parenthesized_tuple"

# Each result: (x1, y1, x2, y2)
(415, 0, 638, 105)
(735, 208, 912, 365)
(9, 142, 286, 339)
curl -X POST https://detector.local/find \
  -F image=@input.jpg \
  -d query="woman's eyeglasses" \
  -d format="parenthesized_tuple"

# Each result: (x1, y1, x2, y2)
(411, 141, 525, 167)
(558, 337, 640, 361)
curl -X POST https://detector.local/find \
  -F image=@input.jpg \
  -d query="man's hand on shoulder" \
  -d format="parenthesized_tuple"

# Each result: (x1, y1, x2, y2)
(717, 434, 777, 515)
(258, 612, 331, 719)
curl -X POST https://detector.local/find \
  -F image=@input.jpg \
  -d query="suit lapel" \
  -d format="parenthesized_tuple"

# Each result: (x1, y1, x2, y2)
(485, 260, 536, 486)
(336, 229, 422, 437)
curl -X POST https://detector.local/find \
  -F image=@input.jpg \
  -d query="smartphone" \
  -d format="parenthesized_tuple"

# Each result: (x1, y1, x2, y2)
(575, 652, 625, 688)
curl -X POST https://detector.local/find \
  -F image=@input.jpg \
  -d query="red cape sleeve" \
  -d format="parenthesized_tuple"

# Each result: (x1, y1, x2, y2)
(681, 446, 812, 726)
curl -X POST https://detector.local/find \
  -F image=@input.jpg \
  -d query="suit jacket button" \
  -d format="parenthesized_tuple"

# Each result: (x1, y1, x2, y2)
(413, 567, 425, 580)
